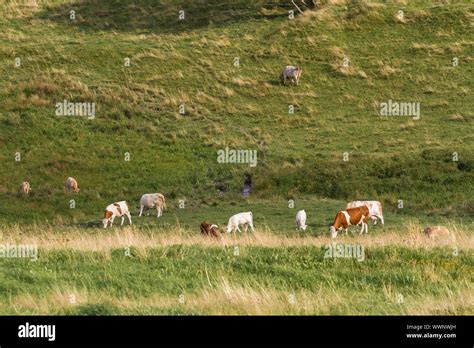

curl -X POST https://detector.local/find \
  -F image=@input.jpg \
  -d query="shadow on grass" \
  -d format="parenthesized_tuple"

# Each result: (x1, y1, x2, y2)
(38, 0, 288, 34)
(73, 220, 102, 228)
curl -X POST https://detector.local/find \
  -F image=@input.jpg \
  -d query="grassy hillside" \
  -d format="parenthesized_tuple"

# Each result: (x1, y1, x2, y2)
(0, 0, 473, 224)
(0, 0, 473, 316)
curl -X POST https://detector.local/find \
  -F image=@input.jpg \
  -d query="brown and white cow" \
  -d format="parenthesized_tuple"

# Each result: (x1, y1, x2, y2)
(346, 200, 384, 225)
(330, 206, 370, 238)
(103, 201, 132, 228)
(200, 221, 221, 238)
(65, 177, 80, 193)
(18, 181, 31, 195)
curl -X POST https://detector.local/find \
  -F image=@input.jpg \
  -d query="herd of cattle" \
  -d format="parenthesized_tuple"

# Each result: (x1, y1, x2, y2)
(17, 177, 450, 239)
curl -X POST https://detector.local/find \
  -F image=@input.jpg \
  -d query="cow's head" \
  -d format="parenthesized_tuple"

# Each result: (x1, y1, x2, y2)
(329, 226, 338, 239)
(103, 210, 113, 228)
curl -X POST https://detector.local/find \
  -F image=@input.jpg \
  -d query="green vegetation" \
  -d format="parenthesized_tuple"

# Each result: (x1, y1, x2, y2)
(0, 0, 472, 315)
(1, 0, 473, 223)
(0, 230, 472, 315)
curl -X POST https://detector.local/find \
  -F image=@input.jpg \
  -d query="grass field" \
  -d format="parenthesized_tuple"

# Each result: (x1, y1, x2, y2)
(0, 0, 473, 315)
(0, 218, 473, 315)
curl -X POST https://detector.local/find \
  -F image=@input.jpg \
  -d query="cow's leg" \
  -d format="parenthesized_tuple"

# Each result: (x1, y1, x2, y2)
(249, 222, 255, 232)
(127, 212, 132, 225)
(236, 226, 241, 233)
(121, 216, 125, 226)
(244, 224, 248, 232)
(110, 216, 115, 227)
(379, 215, 385, 225)
(372, 216, 377, 225)
(360, 222, 368, 234)
(156, 207, 160, 218)
(139, 205, 144, 217)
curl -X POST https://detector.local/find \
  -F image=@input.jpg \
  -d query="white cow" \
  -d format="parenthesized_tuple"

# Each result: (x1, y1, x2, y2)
(295, 210, 307, 230)
(139, 193, 166, 218)
(346, 200, 384, 225)
(103, 201, 132, 228)
(279, 65, 302, 85)
(226, 212, 254, 233)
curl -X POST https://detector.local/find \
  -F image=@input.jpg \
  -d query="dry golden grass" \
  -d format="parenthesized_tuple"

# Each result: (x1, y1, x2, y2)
(6, 277, 473, 315)
(1, 0, 43, 19)
(329, 47, 367, 78)
(0, 221, 471, 254)
(380, 65, 396, 78)
(412, 43, 444, 54)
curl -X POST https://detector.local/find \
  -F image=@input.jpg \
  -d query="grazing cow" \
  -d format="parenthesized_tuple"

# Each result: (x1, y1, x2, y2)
(65, 177, 80, 193)
(226, 212, 254, 233)
(423, 226, 450, 239)
(102, 201, 132, 228)
(139, 193, 166, 218)
(295, 210, 307, 230)
(200, 221, 221, 238)
(18, 181, 31, 195)
(330, 206, 370, 238)
(346, 200, 384, 225)
(279, 65, 302, 85)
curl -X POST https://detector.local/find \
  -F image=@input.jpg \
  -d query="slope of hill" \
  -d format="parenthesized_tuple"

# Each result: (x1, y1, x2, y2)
(0, 0, 473, 223)
(0, 0, 473, 317)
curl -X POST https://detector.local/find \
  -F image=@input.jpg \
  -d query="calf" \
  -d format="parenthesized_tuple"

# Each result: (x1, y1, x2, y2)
(103, 201, 132, 228)
(346, 200, 384, 225)
(295, 210, 307, 230)
(330, 206, 370, 238)
(279, 65, 302, 85)
(65, 177, 80, 193)
(139, 193, 166, 218)
(226, 212, 254, 233)
(18, 181, 31, 195)
(200, 221, 221, 238)
(423, 226, 450, 239)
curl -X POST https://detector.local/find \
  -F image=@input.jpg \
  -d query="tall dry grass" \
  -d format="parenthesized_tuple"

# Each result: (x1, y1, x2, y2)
(0, 221, 471, 254)
(7, 277, 473, 315)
